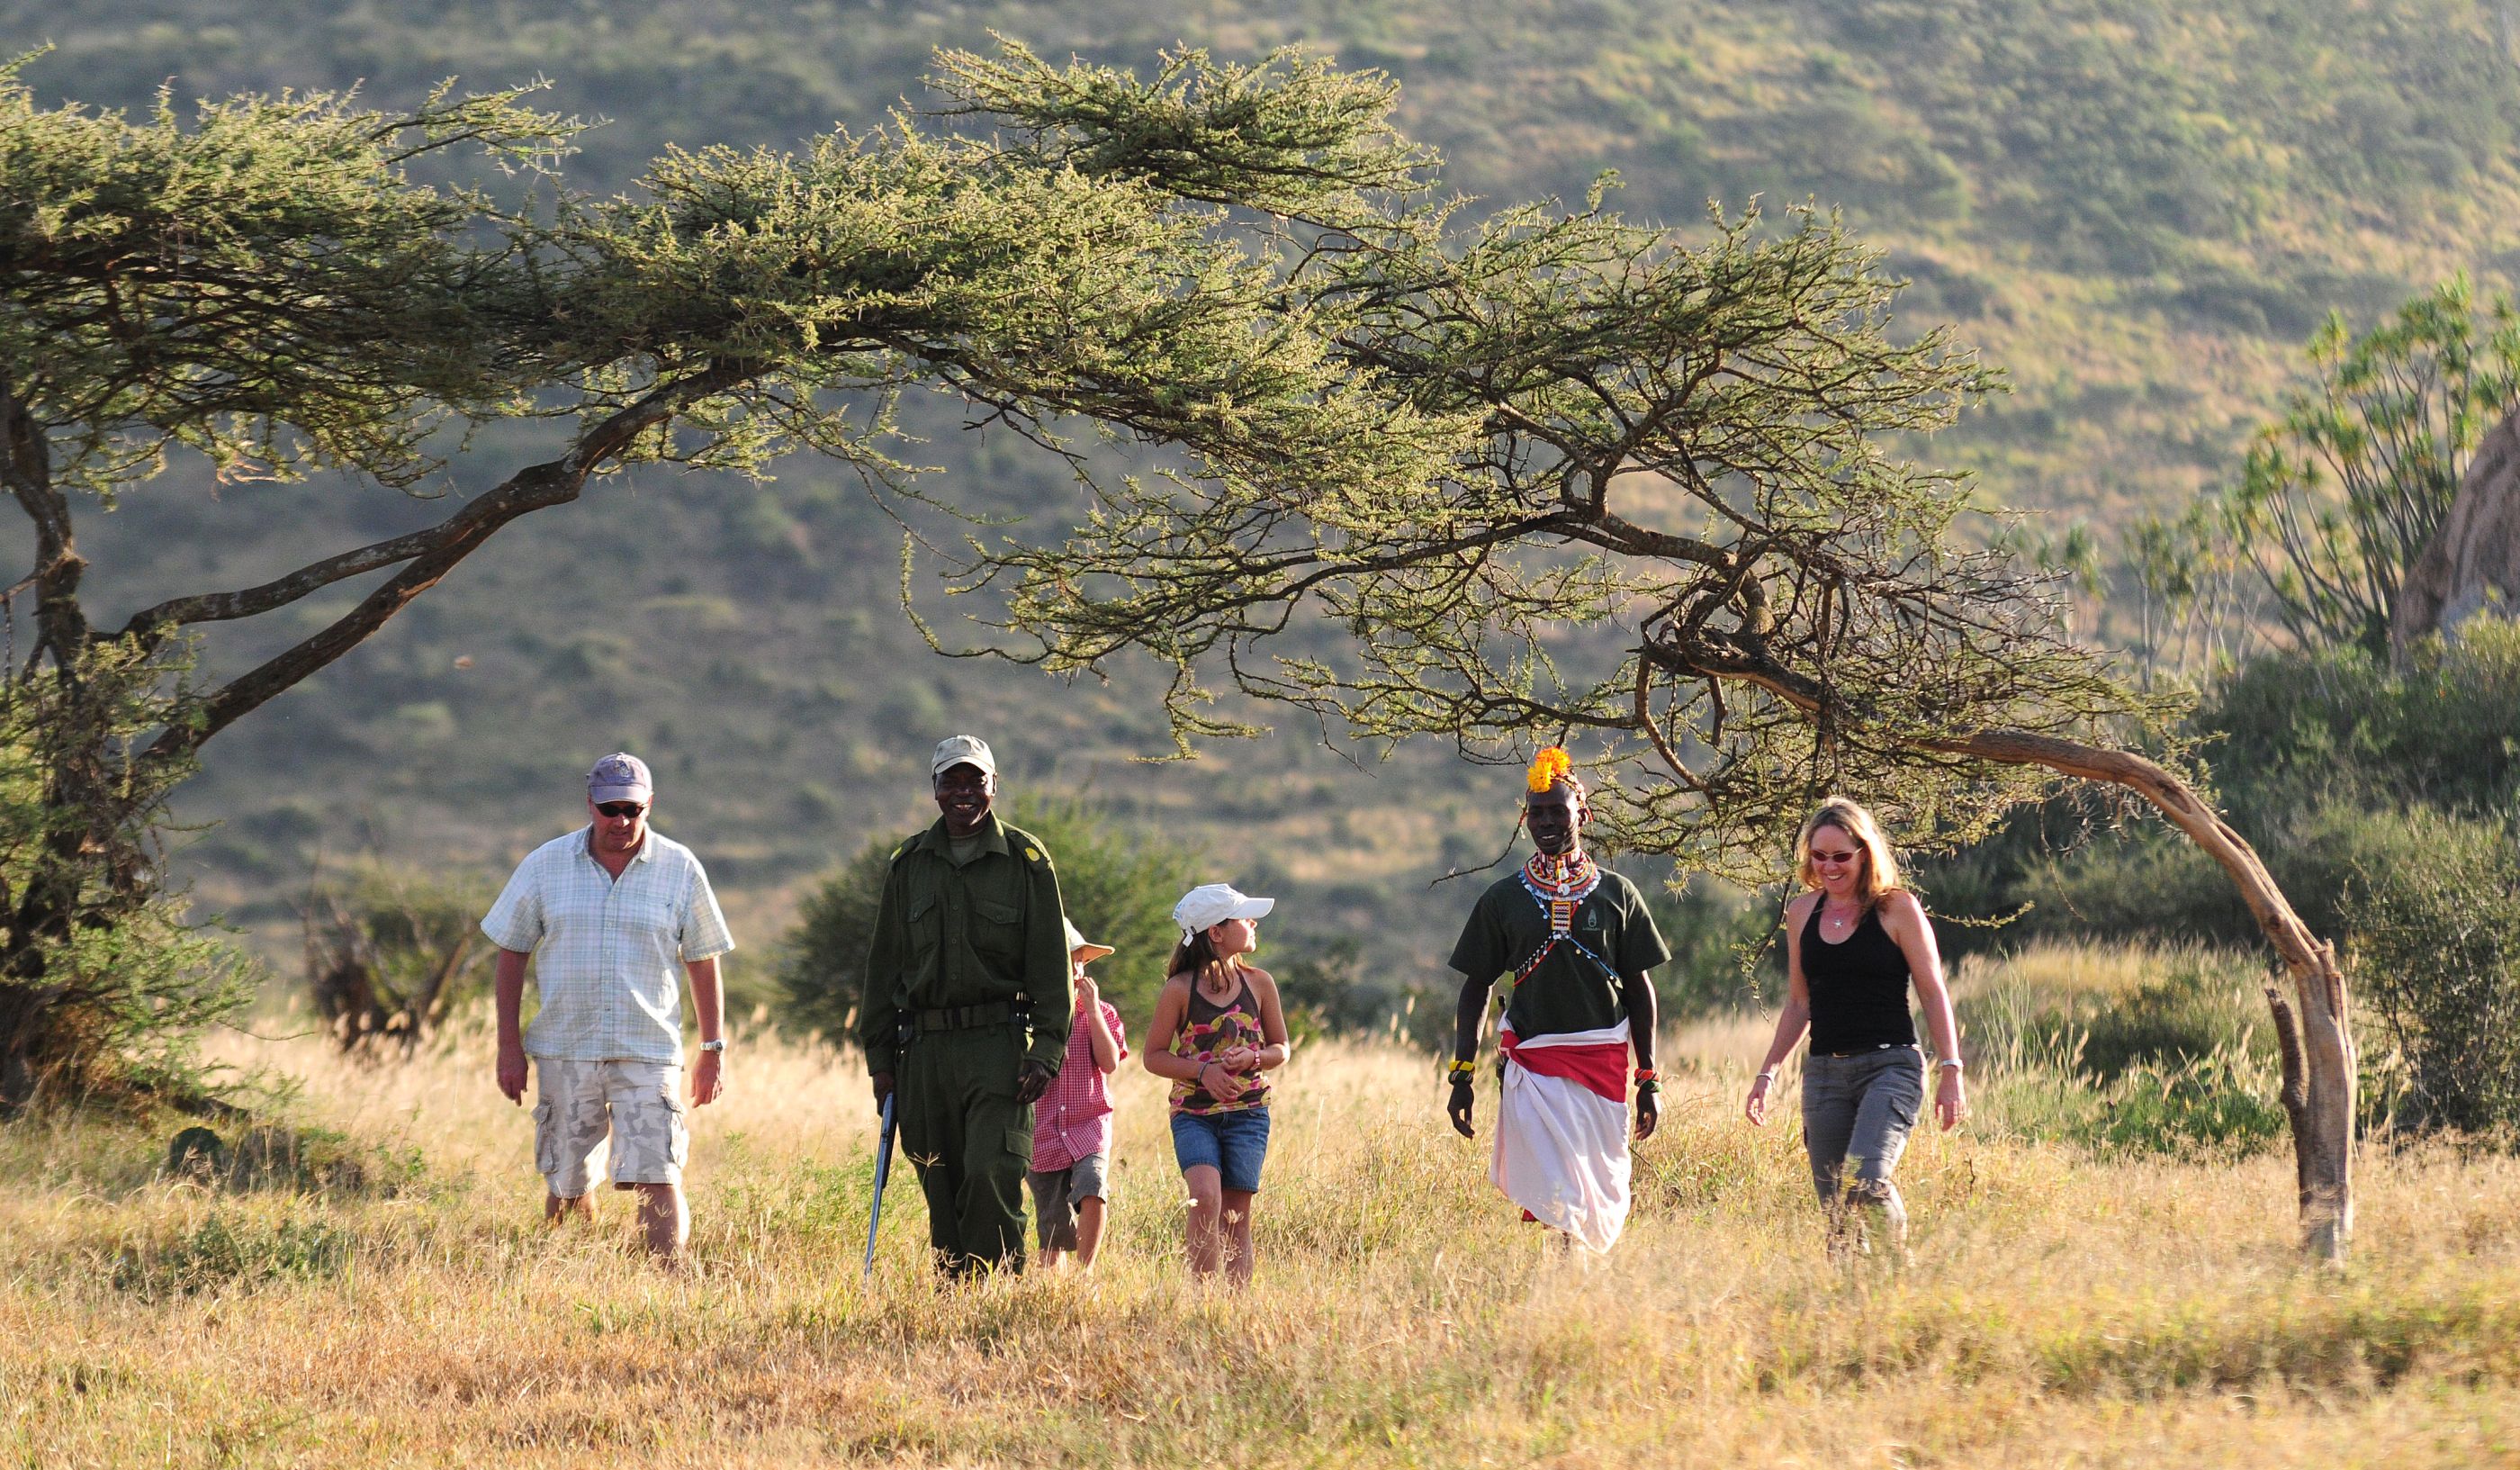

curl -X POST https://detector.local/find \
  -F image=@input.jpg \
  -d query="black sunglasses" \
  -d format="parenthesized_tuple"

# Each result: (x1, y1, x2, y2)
(595, 801, 646, 819)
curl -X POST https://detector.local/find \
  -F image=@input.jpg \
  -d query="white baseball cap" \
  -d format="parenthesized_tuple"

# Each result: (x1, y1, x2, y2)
(931, 734, 997, 780)
(1173, 882, 1274, 939)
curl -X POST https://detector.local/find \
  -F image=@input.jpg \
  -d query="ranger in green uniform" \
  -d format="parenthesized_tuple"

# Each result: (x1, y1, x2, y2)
(860, 735, 1073, 1276)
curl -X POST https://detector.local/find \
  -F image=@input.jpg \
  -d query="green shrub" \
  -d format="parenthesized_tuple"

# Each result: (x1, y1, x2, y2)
(2070, 1050, 2291, 1157)
(2332, 806, 2520, 1133)
(1928, 621, 2520, 1001)
(1274, 937, 1448, 1051)
(302, 861, 499, 1056)
(2200, 618, 2520, 815)
(111, 1211, 355, 1299)
(1639, 874, 1784, 1016)
(1958, 942, 2273, 1078)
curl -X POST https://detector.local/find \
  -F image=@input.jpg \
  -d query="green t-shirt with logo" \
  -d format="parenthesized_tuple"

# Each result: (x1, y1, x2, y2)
(1446, 865, 1671, 1039)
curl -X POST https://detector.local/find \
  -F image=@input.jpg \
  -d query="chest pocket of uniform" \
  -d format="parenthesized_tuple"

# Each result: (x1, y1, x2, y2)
(972, 898, 1023, 965)
(906, 892, 940, 955)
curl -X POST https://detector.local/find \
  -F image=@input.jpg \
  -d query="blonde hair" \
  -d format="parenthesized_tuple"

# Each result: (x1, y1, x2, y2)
(1794, 797, 1902, 906)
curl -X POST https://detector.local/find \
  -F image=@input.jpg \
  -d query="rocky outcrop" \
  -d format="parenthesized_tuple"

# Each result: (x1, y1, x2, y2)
(2392, 410, 2520, 660)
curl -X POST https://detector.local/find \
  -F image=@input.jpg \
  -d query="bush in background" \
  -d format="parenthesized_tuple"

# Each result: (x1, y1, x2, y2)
(1274, 938, 1447, 1051)
(1920, 621, 2520, 1139)
(2335, 806, 2520, 1134)
(0, 649, 255, 1109)
(1638, 874, 1784, 1016)
(301, 861, 497, 1058)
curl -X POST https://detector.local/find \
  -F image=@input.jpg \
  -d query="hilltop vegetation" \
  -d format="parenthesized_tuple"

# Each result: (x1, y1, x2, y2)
(9, 0, 2520, 992)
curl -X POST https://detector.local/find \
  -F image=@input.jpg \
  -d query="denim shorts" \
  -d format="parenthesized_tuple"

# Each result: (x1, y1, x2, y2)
(1170, 1106, 1272, 1194)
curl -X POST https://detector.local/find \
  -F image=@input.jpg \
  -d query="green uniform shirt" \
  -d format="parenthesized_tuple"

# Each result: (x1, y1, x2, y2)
(857, 814, 1073, 1077)
(1447, 866, 1670, 1038)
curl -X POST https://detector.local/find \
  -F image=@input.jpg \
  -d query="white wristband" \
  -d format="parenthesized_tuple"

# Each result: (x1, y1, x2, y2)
(1937, 1058, 1964, 1070)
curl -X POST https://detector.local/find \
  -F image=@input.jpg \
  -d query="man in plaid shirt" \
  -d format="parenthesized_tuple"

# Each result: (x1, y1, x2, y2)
(1029, 919, 1127, 1269)
(484, 753, 734, 1267)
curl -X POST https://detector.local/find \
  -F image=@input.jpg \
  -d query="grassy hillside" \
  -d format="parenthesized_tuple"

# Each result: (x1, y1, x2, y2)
(11, 0, 2520, 995)
(5, 988, 2516, 1465)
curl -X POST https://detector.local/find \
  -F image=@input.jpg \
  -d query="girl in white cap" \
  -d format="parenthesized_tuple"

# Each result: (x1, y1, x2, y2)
(1143, 883, 1291, 1285)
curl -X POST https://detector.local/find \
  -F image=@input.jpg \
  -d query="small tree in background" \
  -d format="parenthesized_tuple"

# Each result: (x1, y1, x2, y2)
(0, 644, 251, 1102)
(301, 861, 497, 1058)
(2124, 276, 2520, 667)
(778, 798, 1200, 1041)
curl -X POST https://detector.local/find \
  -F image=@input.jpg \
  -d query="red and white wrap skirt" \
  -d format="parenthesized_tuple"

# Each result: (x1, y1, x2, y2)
(1492, 1020, 1632, 1253)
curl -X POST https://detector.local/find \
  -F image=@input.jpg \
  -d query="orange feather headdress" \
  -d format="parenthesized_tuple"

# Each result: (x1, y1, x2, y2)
(1526, 746, 1575, 794)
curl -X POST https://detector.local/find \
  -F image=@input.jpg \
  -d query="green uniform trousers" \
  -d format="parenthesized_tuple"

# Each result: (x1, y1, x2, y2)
(896, 1024, 1035, 1275)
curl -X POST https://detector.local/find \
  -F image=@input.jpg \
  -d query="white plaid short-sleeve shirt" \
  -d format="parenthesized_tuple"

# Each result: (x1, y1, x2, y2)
(481, 828, 735, 1065)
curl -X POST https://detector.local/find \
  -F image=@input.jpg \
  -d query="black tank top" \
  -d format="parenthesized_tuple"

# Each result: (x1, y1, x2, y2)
(1800, 900, 1917, 1053)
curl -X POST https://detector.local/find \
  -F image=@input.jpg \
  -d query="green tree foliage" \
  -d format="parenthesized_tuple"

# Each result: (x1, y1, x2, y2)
(0, 641, 252, 1103)
(2126, 279, 2520, 663)
(1937, 622, 2520, 1134)
(778, 798, 1200, 1042)
(948, 187, 2165, 875)
(1937, 620, 2520, 937)
(0, 43, 1469, 1104)
(1637, 876, 1779, 1016)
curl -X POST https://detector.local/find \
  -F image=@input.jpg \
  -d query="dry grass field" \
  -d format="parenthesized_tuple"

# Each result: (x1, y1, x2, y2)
(4, 1001, 2519, 1468)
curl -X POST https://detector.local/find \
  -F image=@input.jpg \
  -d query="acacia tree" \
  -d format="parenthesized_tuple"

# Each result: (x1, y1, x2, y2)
(2125, 276, 2520, 667)
(929, 51, 2359, 1258)
(0, 45, 1445, 1105)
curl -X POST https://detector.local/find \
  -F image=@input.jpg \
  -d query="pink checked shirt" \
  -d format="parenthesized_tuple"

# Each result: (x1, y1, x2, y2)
(1032, 998, 1126, 1171)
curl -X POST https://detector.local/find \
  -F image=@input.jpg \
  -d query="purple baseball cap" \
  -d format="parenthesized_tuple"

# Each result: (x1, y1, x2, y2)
(588, 753, 652, 805)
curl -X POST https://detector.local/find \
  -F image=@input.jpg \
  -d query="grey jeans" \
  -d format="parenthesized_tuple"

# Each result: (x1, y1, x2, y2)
(1801, 1046, 1925, 1233)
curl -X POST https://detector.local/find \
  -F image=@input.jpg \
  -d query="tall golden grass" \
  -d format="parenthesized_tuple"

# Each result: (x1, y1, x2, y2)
(4, 978, 2517, 1467)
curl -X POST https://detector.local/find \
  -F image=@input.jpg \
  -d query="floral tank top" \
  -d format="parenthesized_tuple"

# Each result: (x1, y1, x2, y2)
(1168, 967, 1270, 1116)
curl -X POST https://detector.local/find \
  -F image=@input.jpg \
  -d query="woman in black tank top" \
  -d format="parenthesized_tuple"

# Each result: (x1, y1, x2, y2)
(1742, 798, 1966, 1259)
(1797, 900, 1919, 1054)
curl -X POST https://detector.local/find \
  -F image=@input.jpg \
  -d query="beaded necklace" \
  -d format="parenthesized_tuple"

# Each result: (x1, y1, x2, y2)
(1512, 847, 1613, 986)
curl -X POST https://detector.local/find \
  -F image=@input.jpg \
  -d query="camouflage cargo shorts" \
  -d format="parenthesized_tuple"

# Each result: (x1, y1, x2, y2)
(532, 1058, 688, 1195)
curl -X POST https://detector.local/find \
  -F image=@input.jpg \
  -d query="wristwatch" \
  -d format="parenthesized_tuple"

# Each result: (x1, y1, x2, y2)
(699, 1039, 727, 1054)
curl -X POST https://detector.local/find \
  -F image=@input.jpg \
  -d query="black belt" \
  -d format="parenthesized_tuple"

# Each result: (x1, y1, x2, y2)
(911, 999, 1030, 1034)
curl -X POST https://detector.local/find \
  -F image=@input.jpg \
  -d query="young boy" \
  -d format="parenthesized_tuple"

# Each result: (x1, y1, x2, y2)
(1028, 920, 1127, 1268)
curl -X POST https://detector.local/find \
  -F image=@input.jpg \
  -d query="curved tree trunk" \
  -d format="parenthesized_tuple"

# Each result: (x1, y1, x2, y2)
(1944, 731, 2354, 1263)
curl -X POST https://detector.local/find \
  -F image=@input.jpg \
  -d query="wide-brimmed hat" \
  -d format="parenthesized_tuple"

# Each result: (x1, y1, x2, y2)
(1063, 917, 1113, 962)
(1173, 882, 1274, 939)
